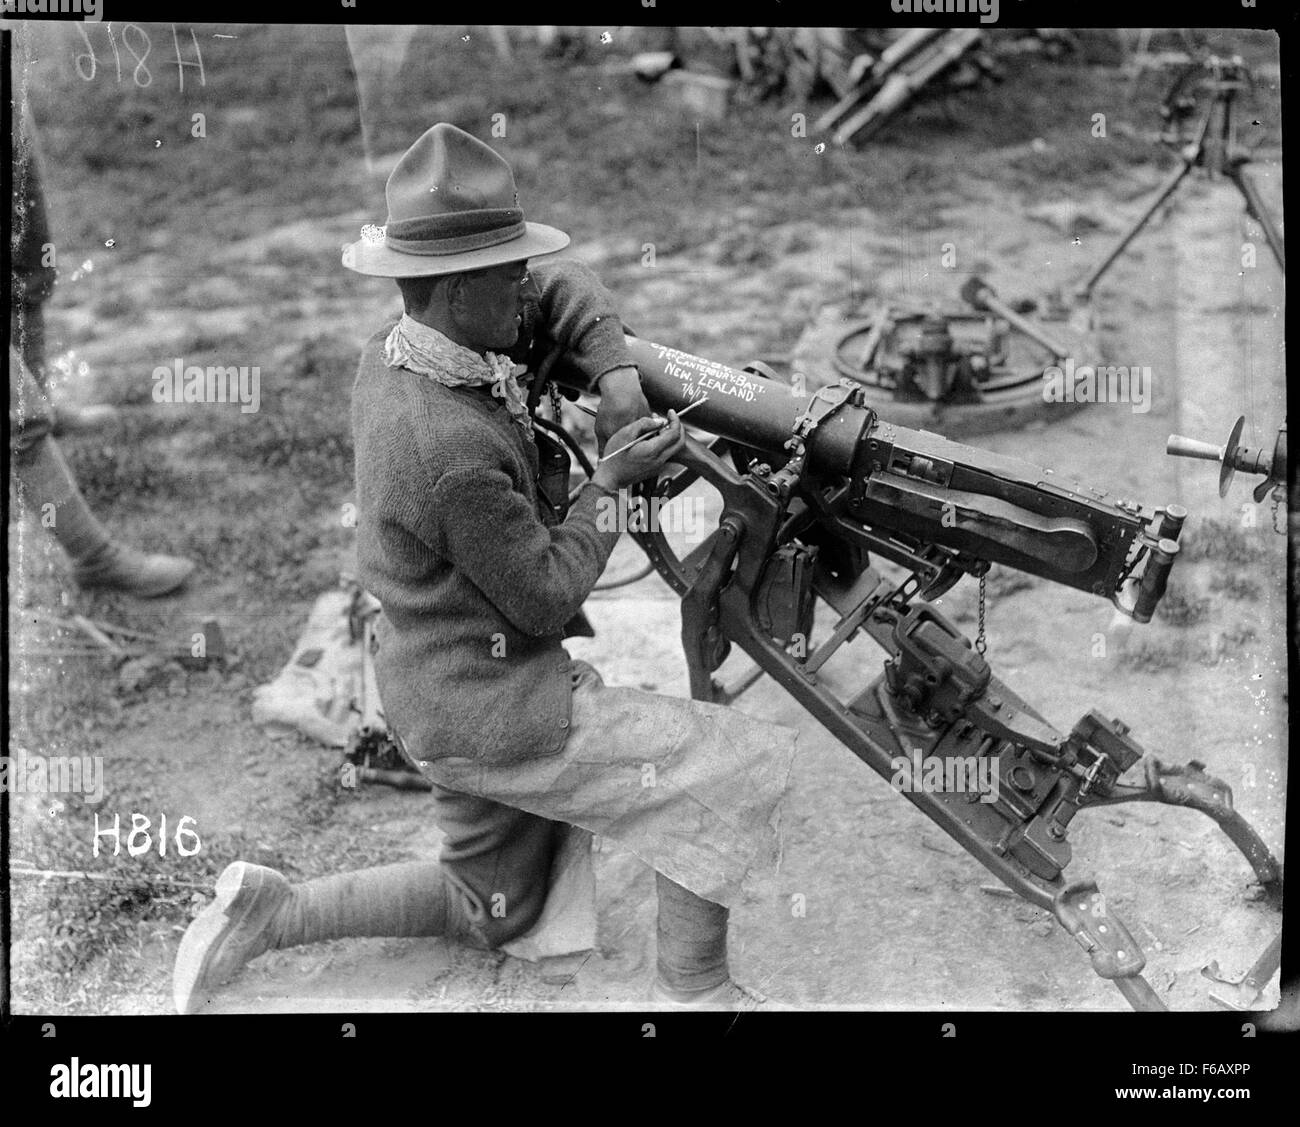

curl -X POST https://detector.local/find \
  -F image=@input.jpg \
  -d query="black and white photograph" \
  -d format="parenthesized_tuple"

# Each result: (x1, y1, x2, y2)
(3, 4, 1294, 1089)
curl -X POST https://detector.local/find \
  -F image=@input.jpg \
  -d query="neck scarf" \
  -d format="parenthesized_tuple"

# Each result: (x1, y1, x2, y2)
(383, 314, 533, 437)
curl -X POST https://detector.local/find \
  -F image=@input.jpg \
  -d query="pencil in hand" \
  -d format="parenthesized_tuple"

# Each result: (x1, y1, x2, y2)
(601, 396, 709, 459)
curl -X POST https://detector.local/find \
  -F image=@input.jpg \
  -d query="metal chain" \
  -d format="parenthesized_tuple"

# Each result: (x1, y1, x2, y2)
(548, 381, 564, 422)
(975, 573, 988, 655)
(1270, 488, 1284, 534)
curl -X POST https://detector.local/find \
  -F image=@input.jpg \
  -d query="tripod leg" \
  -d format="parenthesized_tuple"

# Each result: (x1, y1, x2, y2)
(1077, 159, 1195, 301)
(1230, 163, 1285, 271)
(1114, 975, 1167, 1012)
(1052, 879, 1168, 1012)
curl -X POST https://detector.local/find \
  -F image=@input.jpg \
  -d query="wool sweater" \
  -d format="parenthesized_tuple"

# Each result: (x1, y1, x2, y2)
(352, 260, 631, 765)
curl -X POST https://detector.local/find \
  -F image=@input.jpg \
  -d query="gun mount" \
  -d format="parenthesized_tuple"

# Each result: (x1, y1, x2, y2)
(809, 273, 1097, 437)
(546, 337, 1283, 1012)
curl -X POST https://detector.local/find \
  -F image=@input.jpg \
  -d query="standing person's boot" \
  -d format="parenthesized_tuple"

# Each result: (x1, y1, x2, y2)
(13, 436, 194, 597)
(173, 860, 466, 1014)
(649, 872, 769, 1009)
(71, 538, 195, 597)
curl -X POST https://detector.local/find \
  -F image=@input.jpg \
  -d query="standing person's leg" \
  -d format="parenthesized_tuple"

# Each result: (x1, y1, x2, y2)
(11, 301, 120, 434)
(11, 109, 58, 369)
(172, 786, 562, 1013)
(9, 147, 189, 592)
(9, 347, 194, 597)
(11, 104, 118, 432)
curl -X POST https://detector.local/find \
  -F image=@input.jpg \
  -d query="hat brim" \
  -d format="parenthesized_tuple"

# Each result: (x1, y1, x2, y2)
(342, 221, 570, 278)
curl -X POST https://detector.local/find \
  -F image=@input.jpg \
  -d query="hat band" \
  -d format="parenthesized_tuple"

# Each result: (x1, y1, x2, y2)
(385, 208, 527, 256)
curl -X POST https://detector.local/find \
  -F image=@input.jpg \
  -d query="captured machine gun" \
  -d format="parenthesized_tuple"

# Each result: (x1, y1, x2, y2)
(546, 337, 1283, 1012)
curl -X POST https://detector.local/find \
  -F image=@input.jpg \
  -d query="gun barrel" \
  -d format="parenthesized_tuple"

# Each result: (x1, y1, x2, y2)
(612, 336, 872, 479)
(611, 336, 1097, 503)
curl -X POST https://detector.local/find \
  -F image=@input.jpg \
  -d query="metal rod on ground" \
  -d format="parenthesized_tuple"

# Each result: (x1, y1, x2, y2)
(68, 615, 126, 655)
(961, 278, 1071, 363)
(21, 607, 155, 642)
(13, 646, 124, 659)
(11, 867, 213, 891)
(83, 617, 165, 642)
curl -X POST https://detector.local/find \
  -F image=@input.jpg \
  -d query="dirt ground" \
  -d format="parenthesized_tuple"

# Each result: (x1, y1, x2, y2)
(7, 25, 1286, 1015)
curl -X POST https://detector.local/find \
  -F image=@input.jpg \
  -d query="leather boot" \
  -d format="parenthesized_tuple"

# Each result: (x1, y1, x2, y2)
(72, 541, 195, 598)
(12, 435, 195, 598)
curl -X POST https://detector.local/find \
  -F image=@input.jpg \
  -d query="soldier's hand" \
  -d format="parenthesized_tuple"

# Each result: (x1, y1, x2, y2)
(591, 412, 685, 491)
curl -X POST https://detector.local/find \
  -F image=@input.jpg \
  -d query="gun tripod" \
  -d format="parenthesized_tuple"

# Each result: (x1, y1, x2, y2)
(1077, 55, 1284, 304)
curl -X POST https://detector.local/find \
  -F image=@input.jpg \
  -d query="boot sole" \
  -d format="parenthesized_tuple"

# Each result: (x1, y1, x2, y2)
(75, 560, 195, 598)
(173, 862, 276, 1015)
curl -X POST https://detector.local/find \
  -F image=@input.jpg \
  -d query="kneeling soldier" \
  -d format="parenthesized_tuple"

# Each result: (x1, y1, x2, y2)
(174, 125, 799, 1012)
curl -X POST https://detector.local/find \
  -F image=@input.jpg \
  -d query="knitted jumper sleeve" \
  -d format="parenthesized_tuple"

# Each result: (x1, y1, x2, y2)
(428, 464, 622, 637)
(516, 259, 635, 390)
